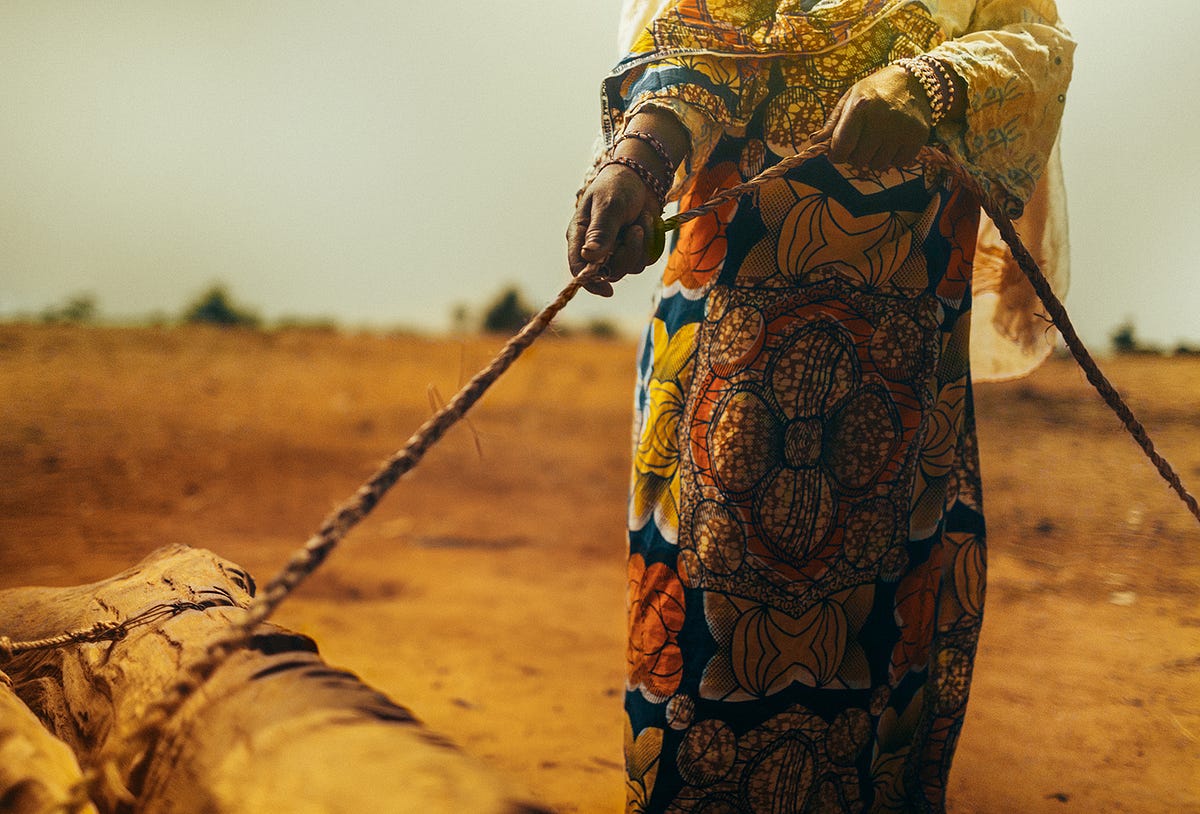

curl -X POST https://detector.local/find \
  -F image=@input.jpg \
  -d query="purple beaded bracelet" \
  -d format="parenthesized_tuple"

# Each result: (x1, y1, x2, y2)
(600, 156, 668, 207)
(615, 130, 678, 179)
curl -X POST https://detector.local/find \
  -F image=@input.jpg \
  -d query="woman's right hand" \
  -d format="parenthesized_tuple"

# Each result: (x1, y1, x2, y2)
(567, 108, 690, 297)
(567, 166, 661, 297)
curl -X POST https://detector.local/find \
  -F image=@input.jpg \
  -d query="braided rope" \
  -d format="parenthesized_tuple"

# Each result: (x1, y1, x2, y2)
(0, 601, 219, 664)
(662, 142, 827, 232)
(916, 148, 1200, 523)
(101, 261, 610, 798)
(0, 622, 123, 662)
(7, 144, 1198, 809)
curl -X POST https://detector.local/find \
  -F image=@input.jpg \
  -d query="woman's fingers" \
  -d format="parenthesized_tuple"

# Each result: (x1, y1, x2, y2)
(606, 223, 646, 282)
(566, 195, 594, 279)
(571, 200, 613, 295)
(568, 163, 661, 295)
(819, 66, 933, 171)
(579, 219, 647, 297)
(869, 141, 899, 173)
(580, 168, 643, 262)
(811, 93, 847, 144)
(828, 96, 864, 165)
(583, 275, 615, 297)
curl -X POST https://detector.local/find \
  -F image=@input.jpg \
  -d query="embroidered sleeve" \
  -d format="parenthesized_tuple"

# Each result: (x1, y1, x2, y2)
(928, 0, 1075, 216)
(629, 98, 726, 199)
(603, 53, 769, 201)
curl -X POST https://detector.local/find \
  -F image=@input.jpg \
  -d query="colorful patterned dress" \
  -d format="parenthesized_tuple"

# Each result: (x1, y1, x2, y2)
(608, 2, 1073, 811)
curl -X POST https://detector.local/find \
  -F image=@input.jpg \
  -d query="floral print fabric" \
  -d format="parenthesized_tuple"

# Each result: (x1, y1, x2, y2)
(627, 159, 987, 814)
(608, 0, 1074, 213)
(619, 5, 1006, 811)
(609, 0, 1074, 381)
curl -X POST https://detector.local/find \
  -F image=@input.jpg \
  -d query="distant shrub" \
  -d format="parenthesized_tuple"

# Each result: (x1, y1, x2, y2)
(41, 294, 98, 324)
(1109, 319, 1161, 356)
(183, 285, 260, 328)
(1110, 321, 1138, 354)
(1174, 342, 1200, 357)
(481, 286, 534, 334)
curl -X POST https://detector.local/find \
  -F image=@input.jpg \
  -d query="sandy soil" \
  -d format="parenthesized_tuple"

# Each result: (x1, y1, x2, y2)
(1, 324, 1197, 813)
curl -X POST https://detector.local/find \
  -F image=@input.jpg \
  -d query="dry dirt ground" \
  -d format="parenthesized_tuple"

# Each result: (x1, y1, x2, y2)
(1, 324, 1198, 813)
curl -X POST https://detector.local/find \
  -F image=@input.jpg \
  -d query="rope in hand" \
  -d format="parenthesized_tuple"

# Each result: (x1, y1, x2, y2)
(5, 142, 1199, 810)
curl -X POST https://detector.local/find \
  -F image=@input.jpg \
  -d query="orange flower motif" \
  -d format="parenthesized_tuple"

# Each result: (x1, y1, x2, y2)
(889, 543, 944, 684)
(909, 377, 968, 538)
(627, 554, 687, 701)
(935, 187, 981, 305)
(663, 162, 742, 296)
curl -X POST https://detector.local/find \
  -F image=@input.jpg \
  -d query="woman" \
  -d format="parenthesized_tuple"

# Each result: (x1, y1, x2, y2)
(567, 1, 1073, 811)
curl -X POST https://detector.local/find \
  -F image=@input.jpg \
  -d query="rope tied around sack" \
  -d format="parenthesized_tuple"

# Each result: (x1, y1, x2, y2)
(0, 621, 123, 662)
(0, 601, 229, 664)
(4, 142, 1198, 810)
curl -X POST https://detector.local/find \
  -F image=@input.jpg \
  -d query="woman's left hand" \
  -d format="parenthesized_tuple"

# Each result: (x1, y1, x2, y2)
(811, 64, 939, 172)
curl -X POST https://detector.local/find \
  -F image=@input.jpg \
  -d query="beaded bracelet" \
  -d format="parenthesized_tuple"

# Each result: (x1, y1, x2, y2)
(600, 156, 668, 207)
(615, 130, 678, 180)
(895, 55, 954, 127)
(920, 56, 959, 118)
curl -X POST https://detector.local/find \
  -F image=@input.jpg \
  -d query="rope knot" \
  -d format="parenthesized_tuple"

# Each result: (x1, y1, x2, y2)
(0, 636, 13, 662)
(87, 620, 122, 642)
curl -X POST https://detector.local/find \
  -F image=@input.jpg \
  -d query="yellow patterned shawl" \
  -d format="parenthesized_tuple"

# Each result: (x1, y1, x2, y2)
(612, 0, 1074, 380)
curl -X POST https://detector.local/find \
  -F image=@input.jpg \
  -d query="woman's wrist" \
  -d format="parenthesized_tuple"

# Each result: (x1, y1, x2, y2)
(610, 107, 692, 203)
(616, 130, 677, 180)
(895, 55, 967, 128)
(896, 56, 949, 127)
(624, 108, 691, 166)
(942, 62, 967, 122)
(611, 136, 673, 205)
(599, 155, 669, 207)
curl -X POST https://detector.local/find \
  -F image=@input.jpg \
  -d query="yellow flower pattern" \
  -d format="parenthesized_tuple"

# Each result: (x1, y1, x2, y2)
(631, 318, 699, 543)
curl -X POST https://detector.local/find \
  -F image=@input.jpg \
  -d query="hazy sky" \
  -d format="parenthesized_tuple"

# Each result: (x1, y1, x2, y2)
(1, 1, 1198, 347)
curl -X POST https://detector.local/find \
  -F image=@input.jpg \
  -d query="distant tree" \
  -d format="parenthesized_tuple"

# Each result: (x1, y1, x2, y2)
(183, 285, 260, 328)
(1110, 319, 1164, 356)
(41, 293, 98, 324)
(1109, 320, 1140, 355)
(480, 286, 534, 334)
